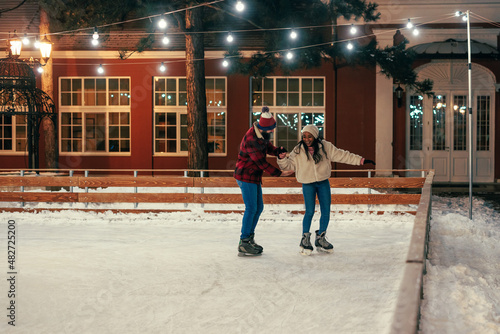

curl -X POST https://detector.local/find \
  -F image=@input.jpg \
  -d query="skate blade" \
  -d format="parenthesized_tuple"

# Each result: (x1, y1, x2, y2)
(316, 247, 334, 254)
(300, 247, 313, 256)
(238, 252, 262, 257)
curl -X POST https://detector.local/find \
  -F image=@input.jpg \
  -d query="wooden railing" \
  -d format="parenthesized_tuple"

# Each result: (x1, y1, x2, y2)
(0, 169, 428, 213)
(390, 170, 434, 334)
(0, 168, 434, 332)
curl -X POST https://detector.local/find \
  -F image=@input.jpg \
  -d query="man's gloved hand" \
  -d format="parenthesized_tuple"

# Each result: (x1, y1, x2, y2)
(364, 159, 376, 165)
(276, 147, 288, 155)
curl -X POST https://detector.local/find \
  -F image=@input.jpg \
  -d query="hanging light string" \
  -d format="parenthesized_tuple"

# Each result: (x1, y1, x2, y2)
(468, 12, 500, 28)
(3, 10, 493, 70)
(43, 12, 469, 69)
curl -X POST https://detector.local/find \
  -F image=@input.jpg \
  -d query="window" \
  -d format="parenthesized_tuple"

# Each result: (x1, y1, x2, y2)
(409, 95, 423, 151)
(251, 77, 325, 151)
(59, 77, 131, 154)
(476, 95, 490, 151)
(453, 95, 467, 151)
(154, 77, 226, 155)
(0, 114, 26, 153)
(432, 95, 446, 151)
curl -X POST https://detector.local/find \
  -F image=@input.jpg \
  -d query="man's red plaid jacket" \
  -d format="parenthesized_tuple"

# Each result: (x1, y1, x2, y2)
(234, 124, 282, 184)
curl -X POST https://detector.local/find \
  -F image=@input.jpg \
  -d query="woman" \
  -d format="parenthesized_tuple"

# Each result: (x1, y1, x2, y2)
(234, 106, 293, 257)
(277, 124, 375, 255)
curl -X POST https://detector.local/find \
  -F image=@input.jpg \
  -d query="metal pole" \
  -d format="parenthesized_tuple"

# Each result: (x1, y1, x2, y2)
(467, 10, 473, 220)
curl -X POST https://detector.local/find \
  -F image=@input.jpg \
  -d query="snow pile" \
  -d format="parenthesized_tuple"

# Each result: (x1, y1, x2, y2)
(419, 196, 500, 334)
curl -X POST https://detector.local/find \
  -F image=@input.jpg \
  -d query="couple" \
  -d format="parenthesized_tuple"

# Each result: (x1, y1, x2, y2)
(234, 107, 375, 257)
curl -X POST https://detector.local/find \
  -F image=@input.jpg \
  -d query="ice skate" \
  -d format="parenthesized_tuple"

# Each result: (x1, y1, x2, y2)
(315, 230, 334, 253)
(249, 233, 263, 252)
(238, 237, 263, 257)
(299, 232, 313, 256)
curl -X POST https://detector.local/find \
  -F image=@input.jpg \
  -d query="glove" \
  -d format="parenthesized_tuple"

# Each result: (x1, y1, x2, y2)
(364, 159, 376, 165)
(276, 147, 288, 155)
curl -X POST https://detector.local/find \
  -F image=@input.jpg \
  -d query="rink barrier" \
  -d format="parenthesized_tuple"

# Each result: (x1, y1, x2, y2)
(0, 171, 426, 207)
(390, 170, 434, 334)
(0, 168, 434, 333)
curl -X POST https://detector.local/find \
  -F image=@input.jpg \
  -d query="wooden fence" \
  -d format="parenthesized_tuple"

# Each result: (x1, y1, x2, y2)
(0, 168, 434, 333)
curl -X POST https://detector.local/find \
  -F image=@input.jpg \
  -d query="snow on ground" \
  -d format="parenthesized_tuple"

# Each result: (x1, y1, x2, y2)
(0, 195, 498, 334)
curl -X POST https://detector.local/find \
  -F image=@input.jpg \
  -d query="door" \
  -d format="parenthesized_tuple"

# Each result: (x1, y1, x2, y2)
(406, 89, 494, 182)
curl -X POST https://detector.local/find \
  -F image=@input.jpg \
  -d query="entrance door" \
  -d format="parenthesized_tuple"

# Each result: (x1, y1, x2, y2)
(406, 61, 495, 182)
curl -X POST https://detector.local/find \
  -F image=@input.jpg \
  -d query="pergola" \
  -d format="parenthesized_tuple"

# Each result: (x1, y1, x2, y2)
(0, 56, 57, 170)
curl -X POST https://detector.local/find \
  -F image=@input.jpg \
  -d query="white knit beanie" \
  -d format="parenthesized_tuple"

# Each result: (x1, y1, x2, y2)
(301, 124, 319, 139)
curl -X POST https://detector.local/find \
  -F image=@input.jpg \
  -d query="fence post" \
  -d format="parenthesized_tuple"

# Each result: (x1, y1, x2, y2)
(184, 171, 188, 208)
(84, 170, 89, 208)
(20, 170, 25, 207)
(200, 171, 205, 209)
(69, 170, 74, 208)
(134, 170, 138, 209)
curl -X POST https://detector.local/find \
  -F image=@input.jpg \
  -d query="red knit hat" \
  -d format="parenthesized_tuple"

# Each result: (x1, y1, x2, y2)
(257, 106, 276, 131)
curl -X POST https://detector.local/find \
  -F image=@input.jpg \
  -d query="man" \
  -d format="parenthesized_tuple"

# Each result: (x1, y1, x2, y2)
(234, 106, 293, 257)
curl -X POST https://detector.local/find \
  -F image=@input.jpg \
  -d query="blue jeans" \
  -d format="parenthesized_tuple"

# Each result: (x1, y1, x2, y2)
(302, 179, 331, 234)
(237, 180, 264, 239)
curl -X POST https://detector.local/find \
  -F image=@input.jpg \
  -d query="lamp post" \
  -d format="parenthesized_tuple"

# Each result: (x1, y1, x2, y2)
(466, 10, 473, 220)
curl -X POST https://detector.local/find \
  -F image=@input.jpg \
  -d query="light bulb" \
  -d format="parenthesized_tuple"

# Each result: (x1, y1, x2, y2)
(222, 59, 229, 67)
(406, 19, 413, 29)
(92, 39, 99, 46)
(290, 29, 297, 39)
(412, 28, 419, 36)
(286, 51, 293, 60)
(236, 1, 244, 12)
(37, 66, 44, 73)
(226, 33, 234, 43)
(347, 42, 354, 50)
(162, 34, 169, 45)
(350, 24, 357, 35)
(97, 64, 104, 74)
(92, 28, 99, 40)
(159, 62, 166, 72)
(158, 18, 167, 29)
(22, 33, 30, 45)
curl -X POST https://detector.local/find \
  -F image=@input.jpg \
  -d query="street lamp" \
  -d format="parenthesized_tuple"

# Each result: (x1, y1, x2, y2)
(39, 35, 52, 64)
(9, 32, 22, 58)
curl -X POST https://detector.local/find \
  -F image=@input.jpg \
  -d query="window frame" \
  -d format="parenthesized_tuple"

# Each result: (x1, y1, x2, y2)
(153, 76, 227, 157)
(58, 76, 131, 156)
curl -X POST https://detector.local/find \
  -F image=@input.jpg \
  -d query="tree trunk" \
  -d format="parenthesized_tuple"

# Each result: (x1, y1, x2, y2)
(40, 8, 58, 169)
(185, 8, 208, 176)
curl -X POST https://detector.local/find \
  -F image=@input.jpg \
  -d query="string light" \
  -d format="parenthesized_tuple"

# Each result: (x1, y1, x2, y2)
(346, 42, 354, 50)
(412, 28, 419, 36)
(97, 64, 104, 74)
(162, 33, 170, 45)
(22, 33, 30, 45)
(226, 32, 234, 43)
(406, 18, 413, 29)
(37, 65, 44, 73)
(350, 24, 357, 35)
(235, 1, 244, 12)
(34, 37, 40, 49)
(92, 27, 99, 46)
(285, 50, 293, 60)
(222, 59, 229, 67)
(159, 62, 166, 72)
(290, 29, 297, 40)
(158, 17, 167, 29)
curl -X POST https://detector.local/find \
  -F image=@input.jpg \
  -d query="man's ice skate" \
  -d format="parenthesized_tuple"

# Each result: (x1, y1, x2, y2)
(315, 230, 334, 253)
(299, 232, 313, 256)
(238, 237, 263, 257)
(249, 233, 263, 252)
